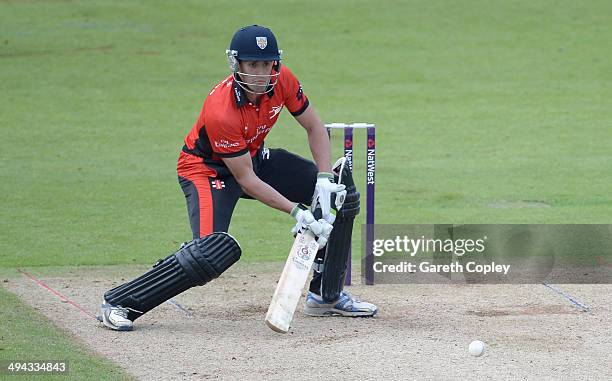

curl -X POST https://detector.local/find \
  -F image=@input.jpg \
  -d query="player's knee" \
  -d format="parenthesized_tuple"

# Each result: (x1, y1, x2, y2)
(176, 232, 242, 285)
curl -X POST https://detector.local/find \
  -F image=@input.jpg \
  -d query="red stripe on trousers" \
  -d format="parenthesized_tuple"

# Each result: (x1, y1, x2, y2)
(177, 156, 215, 237)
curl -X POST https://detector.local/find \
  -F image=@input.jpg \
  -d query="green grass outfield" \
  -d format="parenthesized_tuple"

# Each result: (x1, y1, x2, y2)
(2, 0, 611, 268)
(1, 1, 611, 376)
(0, 284, 134, 380)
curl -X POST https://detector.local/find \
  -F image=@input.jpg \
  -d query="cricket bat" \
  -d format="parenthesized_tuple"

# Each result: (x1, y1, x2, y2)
(265, 230, 319, 333)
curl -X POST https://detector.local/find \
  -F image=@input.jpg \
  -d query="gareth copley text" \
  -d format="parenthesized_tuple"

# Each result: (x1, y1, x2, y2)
(373, 261, 511, 275)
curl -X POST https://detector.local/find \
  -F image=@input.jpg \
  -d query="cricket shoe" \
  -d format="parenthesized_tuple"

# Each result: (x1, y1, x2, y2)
(99, 299, 133, 331)
(303, 291, 378, 317)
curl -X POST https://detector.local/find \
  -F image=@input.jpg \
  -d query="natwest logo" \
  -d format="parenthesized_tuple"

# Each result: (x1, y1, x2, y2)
(366, 148, 376, 185)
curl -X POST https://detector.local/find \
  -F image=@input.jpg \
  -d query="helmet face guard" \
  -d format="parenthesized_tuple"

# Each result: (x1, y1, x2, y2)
(226, 25, 283, 95)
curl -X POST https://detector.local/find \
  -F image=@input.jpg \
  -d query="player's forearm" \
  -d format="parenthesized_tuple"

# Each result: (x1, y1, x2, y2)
(295, 106, 332, 173)
(238, 175, 295, 214)
(306, 125, 332, 173)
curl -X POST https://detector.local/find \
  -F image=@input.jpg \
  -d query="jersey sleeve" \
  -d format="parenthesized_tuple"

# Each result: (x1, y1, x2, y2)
(281, 66, 310, 116)
(205, 113, 248, 158)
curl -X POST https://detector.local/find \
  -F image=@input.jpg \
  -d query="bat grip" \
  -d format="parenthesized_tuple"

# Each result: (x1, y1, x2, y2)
(312, 205, 322, 220)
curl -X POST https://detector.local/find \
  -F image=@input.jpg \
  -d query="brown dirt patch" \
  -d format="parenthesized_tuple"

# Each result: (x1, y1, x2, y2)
(3, 263, 611, 380)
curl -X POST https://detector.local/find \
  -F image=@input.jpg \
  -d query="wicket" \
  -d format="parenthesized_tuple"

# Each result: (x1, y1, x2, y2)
(325, 123, 376, 285)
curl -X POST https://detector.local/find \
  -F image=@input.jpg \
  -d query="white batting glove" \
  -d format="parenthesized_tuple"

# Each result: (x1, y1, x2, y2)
(315, 218, 333, 248)
(290, 204, 333, 248)
(311, 172, 346, 221)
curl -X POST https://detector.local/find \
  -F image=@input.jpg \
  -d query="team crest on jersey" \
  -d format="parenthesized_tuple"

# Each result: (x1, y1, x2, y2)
(211, 179, 225, 189)
(256, 37, 267, 49)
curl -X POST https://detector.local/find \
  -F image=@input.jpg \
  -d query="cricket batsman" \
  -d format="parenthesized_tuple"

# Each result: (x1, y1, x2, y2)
(99, 25, 378, 331)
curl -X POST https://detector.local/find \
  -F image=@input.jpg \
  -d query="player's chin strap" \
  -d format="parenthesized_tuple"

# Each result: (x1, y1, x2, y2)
(227, 49, 282, 95)
(233, 72, 280, 95)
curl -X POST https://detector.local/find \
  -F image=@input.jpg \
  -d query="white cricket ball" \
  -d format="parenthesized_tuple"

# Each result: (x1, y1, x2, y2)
(469, 340, 485, 357)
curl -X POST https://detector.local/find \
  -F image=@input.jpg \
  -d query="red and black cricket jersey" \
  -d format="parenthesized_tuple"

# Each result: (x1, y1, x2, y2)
(178, 65, 309, 176)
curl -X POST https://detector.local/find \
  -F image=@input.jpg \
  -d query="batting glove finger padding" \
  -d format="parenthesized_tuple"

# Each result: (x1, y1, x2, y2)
(291, 203, 331, 239)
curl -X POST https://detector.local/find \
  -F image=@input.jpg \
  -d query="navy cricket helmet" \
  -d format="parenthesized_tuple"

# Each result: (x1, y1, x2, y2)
(228, 25, 281, 62)
(226, 25, 283, 94)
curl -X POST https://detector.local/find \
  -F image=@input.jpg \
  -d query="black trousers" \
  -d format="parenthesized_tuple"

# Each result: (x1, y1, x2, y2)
(178, 147, 327, 294)
(178, 147, 318, 238)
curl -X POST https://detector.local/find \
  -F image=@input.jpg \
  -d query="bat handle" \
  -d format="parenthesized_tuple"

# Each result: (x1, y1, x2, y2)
(312, 204, 322, 220)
